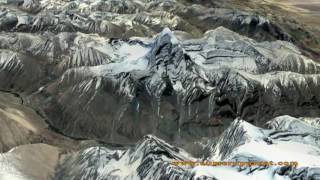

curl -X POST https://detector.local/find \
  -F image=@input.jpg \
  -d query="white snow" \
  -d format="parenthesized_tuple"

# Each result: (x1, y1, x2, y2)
(90, 43, 150, 75)
(231, 141, 320, 167)
(97, 151, 141, 180)
(192, 166, 290, 180)
(117, 43, 150, 62)
(161, 27, 180, 45)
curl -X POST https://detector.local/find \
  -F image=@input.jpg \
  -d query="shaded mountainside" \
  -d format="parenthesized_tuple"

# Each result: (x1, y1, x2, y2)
(0, 0, 320, 180)
(2, 116, 320, 180)
(8, 27, 320, 144)
(0, 0, 319, 144)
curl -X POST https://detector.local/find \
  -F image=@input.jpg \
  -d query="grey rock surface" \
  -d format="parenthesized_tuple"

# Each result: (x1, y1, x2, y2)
(0, 0, 319, 179)
(54, 116, 320, 180)
(0, 0, 318, 144)
(14, 27, 320, 144)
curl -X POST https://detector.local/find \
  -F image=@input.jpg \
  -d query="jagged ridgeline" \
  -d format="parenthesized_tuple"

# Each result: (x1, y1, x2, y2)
(0, 0, 320, 179)
(1, 26, 320, 144)
(1, 114, 320, 179)
(0, 0, 319, 145)
(54, 116, 320, 179)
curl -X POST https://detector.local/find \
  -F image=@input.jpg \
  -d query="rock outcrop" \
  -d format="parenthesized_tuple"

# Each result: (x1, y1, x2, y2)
(0, 0, 319, 179)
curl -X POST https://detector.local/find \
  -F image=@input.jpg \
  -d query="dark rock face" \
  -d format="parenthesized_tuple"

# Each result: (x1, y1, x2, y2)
(0, 0, 320, 179)
(0, 0, 318, 144)
(54, 116, 320, 180)
(30, 28, 320, 143)
(1, 26, 320, 144)
(56, 135, 196, 180)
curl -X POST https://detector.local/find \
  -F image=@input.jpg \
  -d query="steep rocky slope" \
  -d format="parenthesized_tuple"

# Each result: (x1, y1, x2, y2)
(54, 116, 320, 179)
(19, 27, 320, 144)
(0, 0, 319, 179)
(3, 115, 319, 180)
